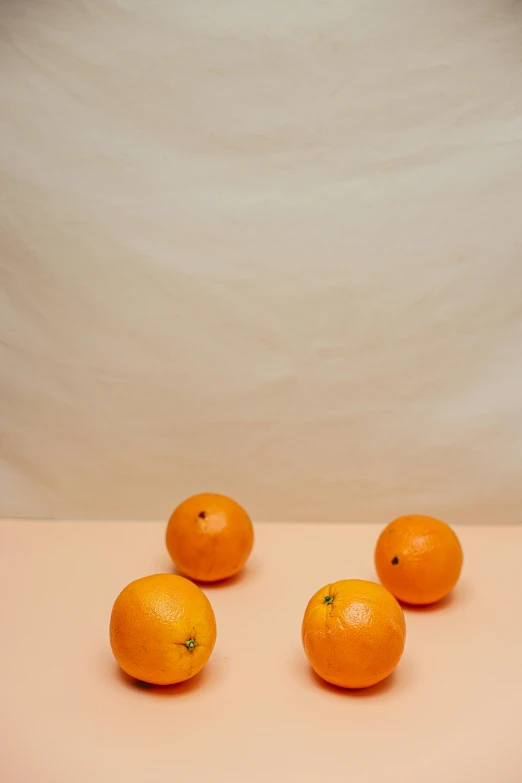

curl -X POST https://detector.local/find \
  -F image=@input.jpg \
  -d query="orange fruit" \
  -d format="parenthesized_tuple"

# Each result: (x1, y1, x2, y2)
(301, 579, 406, 689)
(109, 574, 216, 685)
(166, 493, 254, 582)
(375, 514, 463, 605)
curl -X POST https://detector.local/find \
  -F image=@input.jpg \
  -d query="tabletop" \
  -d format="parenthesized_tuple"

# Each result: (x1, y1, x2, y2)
(1, 520, 521, 782)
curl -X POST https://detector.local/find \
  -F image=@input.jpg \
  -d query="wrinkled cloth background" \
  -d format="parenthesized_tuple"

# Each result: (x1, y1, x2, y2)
(1, 0, 521, 523)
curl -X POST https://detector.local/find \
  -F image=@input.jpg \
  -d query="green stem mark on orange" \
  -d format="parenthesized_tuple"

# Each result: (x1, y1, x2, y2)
(324, 595, 334, 605)
(185, 639, 197, 651)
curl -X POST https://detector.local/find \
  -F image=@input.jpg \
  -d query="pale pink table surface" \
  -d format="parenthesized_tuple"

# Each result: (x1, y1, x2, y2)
(1, 520, 521, 782)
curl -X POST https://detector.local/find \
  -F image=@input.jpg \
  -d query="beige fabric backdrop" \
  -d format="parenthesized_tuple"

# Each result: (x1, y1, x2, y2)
(1, 0, 522, 523)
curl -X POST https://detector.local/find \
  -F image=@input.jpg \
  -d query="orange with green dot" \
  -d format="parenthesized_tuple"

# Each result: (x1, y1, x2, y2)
(301, 579, 406, 689)
(109, 573, 216, 685)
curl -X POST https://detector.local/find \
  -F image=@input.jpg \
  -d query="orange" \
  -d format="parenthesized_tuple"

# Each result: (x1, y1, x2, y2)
(301, 579, 406, 689)
(166, 493, 254, 582)
(375, 514, 463, 605)
(109, 574, 216, 685)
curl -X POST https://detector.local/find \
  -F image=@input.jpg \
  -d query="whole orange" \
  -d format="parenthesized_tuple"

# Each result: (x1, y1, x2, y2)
(375, 514, 463, 605)
(166, 493, 254, 582)
(301, 579, 406, 689)
(109, 574, 216, 685)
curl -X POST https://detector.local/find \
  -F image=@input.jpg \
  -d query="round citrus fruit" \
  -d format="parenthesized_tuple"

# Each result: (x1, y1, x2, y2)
(110, 573, 216, 685)
(301, 579, 406, 689)
(166, 493, 254, 582)
(375, 514, 463, 605)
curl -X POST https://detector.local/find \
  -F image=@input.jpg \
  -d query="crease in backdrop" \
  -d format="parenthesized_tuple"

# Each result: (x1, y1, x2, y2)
(1, 0, 522, 523)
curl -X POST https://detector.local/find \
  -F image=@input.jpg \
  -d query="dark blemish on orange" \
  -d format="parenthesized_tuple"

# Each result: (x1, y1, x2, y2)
(392, 556, 399, 565)
(198, 511, 207, 519)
